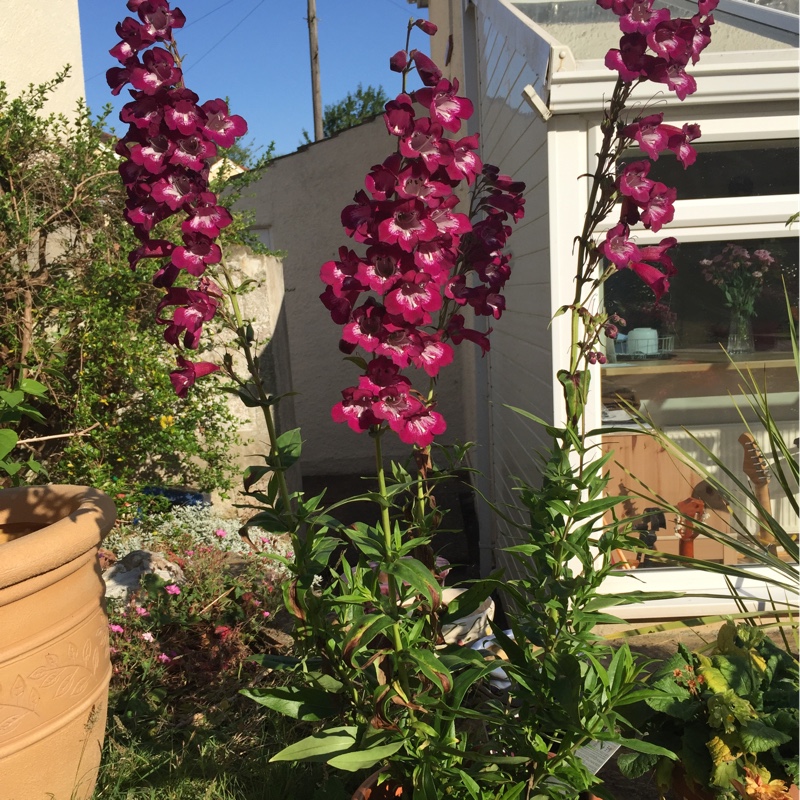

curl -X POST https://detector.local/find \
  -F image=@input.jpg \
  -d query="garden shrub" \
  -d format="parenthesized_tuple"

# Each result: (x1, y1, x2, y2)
(0, 71, 249, 495)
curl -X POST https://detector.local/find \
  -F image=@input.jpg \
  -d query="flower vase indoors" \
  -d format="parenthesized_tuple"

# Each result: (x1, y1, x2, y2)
(0, 485, 117, 800)
(701, 244, 777, 355)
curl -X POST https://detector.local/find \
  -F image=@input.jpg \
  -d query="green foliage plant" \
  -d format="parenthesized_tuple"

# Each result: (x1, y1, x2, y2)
(0, 376, 49, 483)
(322, 84, 389, 138)
(618, 621, 798, 799)
(0, 73, 240, 496)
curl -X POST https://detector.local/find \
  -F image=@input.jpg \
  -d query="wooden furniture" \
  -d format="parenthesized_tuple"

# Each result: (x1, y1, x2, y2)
(602, 433, 736, 565)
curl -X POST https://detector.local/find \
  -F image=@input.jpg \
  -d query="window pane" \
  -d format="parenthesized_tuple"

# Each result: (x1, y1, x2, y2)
(601, 236, 799, 570)
(620, 139, 799, 199)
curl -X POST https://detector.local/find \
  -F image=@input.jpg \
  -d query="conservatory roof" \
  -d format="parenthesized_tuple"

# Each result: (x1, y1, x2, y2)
(511, 0, 799, 59)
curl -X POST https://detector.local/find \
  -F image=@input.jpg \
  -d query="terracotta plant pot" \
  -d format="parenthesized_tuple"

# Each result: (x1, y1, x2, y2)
(352, 769, 405, 800)
(0, 485, 116, 799)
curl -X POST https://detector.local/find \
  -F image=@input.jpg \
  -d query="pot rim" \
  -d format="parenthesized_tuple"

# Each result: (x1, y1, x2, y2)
(0, 485, 117, 589)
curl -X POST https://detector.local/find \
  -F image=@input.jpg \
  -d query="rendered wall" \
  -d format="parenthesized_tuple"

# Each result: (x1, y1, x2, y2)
(1, 0, 85, 116)
(237, 118, 469, 476)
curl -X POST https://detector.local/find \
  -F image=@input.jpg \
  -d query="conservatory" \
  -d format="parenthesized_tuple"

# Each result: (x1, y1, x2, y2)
(417, 0, 799, 615)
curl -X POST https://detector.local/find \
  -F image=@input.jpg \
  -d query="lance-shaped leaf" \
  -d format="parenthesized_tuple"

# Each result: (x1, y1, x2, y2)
(269, 726, 358, 762)
(342, 613, 395, 666)
(407, 648, 453, 694)
(241, 685, 341, 721)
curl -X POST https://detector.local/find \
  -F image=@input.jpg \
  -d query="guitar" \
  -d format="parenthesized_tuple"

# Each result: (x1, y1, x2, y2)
(738, 432, 775, 549)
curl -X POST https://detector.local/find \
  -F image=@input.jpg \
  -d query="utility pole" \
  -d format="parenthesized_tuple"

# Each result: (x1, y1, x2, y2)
(307, 0, 323, 141)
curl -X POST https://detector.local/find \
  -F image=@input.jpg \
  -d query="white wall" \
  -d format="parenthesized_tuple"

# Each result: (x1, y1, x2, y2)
(471, 0, 557, 575)
(1, 0, 85, 116)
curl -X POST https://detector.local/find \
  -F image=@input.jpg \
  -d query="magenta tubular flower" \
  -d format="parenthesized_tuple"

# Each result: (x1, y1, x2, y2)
(384, 272, 442, 325)
(600, 223, 640, 266)
(332, 384, 380, 432)
(416, 78, 475, 133)
(445, 135, 483, 183)
(170, 357, 220, 398)
(110, 17, 155, 62)
(394, 403, 446, 447)
(378, 200, 440, 252)
(623, 115, 674, 160)
(172, 232, 222, 275)
(129, 47, 182, 94)
(618, 160, 655, 202)
(399, 118, 449, 171)
(200, 99, 248, 148)
(181, 194, 233, 238)
(618, 0, 671, 35)
(384, 94, 416, 137)
(157, 286, 219, 348)
(639, 182, 676, 231)
(163, 88, 203, 134)
(138, 0, 186, 39)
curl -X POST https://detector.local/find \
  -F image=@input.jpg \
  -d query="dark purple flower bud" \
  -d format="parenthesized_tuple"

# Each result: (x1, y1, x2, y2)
(414, 19, 438, 35)
(410, 50, 443, 87)
(389, 50, 409, 72)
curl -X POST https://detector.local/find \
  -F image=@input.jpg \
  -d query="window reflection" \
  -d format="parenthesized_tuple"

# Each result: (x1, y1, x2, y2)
(619, 139, 799, 200)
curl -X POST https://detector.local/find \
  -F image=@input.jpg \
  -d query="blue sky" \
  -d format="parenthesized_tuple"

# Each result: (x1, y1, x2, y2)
(78, 0, 431, 157)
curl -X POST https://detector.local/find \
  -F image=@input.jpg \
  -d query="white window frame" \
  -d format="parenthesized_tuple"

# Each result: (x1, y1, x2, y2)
(586, 105, 800, 618)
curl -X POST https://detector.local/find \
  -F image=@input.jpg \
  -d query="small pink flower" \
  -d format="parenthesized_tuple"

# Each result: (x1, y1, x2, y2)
(109, 646, 119, 655)
(165, 584, 181, 595)
(215, 528, 227, 537)
(109, 623, 124, 634)
(262, 611, 271, 618)
(185, 549, 194, 556)
(157, 653, 171, 663)
(135, 606, 150, 617)
(141, 632, 155, 642)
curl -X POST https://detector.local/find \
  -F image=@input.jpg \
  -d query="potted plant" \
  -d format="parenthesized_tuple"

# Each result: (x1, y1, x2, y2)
(0, 484, 117, 799)
(617, 621, 798, 800)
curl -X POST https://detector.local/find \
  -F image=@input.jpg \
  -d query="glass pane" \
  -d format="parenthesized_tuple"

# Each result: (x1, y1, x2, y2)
(619, 139, 799, 200)
(601, 236, 799, 570)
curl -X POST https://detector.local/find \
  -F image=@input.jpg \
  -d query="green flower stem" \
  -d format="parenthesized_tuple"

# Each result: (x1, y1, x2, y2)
(374, 433, 403, 645)
(219, 262, 293, 518)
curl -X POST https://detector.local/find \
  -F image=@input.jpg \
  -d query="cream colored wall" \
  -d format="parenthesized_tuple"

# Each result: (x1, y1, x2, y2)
(238, 117, 469, 476)
(1, 0, 85, 114)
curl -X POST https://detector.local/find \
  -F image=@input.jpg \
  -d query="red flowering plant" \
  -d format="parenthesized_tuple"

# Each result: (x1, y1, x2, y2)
(243, 21, 532, 798)
(475, 0, 725, 797)
(109, 0, 297, 521)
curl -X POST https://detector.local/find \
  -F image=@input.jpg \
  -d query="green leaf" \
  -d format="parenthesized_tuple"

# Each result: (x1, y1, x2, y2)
(268, 727, 357, 762)
(385, 557, 441, 608)
(326, 741, 404, 771)
(407, 648, 453, 694)
(240, 685, 341, 721)
(617, 751, 659, 779)
(18, 378, 48, 397)
(740, 719, 792, 753)
(242, 465, 272, 492)
(0, 390, 24, 408)
(611, 736, 676, 759)
(274, 427, 302, 468)
(0, 429, 18, 460)
(456, 769, 481, 800)
(342, 613, 395, 665)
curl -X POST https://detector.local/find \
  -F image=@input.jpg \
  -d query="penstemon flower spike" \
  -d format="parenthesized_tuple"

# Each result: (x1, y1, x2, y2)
(109, 0, 246, 396)
(324, 22, 525, 449)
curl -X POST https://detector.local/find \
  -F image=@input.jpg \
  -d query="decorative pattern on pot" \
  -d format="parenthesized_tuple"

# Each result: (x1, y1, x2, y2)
(0, 485, 116, 800)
